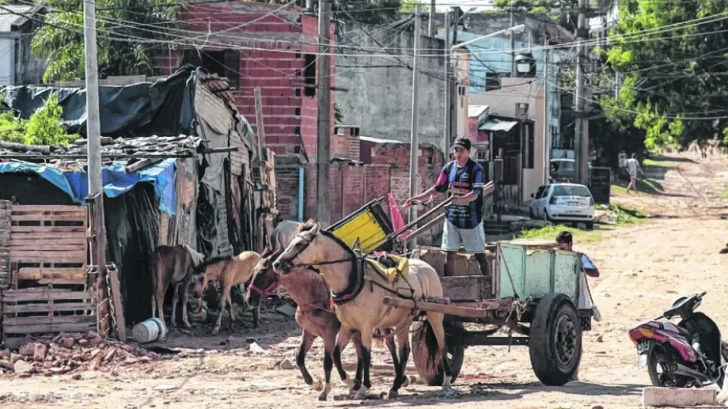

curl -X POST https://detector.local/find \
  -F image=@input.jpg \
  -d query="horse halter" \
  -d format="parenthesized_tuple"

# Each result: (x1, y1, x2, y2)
(249, 280, 279, 297)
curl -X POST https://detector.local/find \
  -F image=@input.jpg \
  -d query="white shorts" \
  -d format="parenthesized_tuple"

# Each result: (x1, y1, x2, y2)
(441, 219, 486, 253)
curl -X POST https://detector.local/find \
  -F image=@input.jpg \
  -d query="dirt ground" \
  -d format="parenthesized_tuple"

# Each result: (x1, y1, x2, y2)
(1, 152, 728, 409)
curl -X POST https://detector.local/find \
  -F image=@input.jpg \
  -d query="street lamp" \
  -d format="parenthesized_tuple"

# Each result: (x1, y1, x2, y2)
(450, 24, 526, 52)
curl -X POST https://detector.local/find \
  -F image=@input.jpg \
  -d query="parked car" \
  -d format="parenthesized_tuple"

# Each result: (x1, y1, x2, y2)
(550, 158, 576, 183)
(529, 183, 596, 229)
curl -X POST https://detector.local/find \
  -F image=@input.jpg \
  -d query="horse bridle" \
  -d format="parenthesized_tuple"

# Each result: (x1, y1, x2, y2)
(277, 230, 354, 270)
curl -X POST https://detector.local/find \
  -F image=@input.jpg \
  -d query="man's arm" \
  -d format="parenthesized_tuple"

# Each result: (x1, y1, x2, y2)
(581, 253, 600, 277)
(404, 168, 448, 207)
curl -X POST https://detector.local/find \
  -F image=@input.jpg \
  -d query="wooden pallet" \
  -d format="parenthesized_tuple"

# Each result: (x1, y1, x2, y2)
(9, 205, 88, 288)
(1, 205, 94, 347)
(2, 287, 96, 348)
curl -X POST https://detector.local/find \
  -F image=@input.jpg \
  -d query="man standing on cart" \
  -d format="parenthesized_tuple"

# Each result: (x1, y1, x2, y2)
(405, 137, 494, 278)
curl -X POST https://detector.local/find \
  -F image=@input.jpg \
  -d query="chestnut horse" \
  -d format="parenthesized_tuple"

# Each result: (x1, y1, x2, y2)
(273, 221, 455, 400)
(247, 247, 398, 400)
(150, 244, 205, 331)
(192, 251, 261, 335)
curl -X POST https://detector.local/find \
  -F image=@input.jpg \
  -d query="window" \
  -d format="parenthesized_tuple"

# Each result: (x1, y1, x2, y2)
(485, 72, 501, 91)
(552, 185, 592, 197)
(524, 122, 534, 169)
(535, 185, 547, 199)
(182, 49, 240, 89)
(303, 54, 316, 97)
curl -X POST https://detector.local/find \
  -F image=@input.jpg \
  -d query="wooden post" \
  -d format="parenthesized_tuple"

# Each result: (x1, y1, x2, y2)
(254, 88, 266, 160)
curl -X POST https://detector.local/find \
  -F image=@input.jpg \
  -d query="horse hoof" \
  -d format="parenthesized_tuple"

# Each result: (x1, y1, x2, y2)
(354, 386, 369, 400)
(313, 379, 323, 391)
(317, 383, 331, 401)
(442, 388, 458, 398)
(386, 390, 398, 400)
(402, 377, 410, 388)
(211, 328, 220, 336)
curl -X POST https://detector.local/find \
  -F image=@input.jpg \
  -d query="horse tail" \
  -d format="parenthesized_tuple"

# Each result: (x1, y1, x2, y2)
(421, 320, 440, 369)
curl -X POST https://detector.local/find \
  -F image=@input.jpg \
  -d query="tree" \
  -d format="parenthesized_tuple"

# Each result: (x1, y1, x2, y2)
(399, 0, 427, 13)
(32, 0, 179, 83)
(492, 0, 579, 32)
(602, 0, 728, 148)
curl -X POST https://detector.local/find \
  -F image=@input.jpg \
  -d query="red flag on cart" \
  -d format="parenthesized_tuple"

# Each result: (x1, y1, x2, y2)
(387, 193, 413, 243)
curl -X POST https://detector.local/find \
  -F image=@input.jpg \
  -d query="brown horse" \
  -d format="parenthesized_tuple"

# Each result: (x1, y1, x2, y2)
(247, 247, 399, 400)
(192, 251, 261, 335)
(273, 220, 455, 400)
(150, 244, 205, 330)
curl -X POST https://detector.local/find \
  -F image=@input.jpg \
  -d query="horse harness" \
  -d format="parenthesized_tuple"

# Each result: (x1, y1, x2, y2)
(282, 230, 420, 313)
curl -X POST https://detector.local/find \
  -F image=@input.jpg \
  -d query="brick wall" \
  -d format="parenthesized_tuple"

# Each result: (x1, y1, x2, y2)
(152, 2, 336, 160)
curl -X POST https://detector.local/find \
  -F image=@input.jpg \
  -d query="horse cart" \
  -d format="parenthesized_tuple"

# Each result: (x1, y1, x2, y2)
(324, 195, 590, 387)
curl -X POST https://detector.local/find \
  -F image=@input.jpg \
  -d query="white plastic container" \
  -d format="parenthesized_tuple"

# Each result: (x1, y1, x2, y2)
(133, 317, 168, 343)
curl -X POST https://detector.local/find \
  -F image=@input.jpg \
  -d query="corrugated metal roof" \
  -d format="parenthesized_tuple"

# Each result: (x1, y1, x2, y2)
(480, 120, 518, 132)
(0, 5, 36, 33)
(468, 104, 489, 118)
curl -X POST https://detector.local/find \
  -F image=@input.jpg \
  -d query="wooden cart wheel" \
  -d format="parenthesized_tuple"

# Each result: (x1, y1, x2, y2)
(410, 321, 465, 386)
(529, 293, 582, 386)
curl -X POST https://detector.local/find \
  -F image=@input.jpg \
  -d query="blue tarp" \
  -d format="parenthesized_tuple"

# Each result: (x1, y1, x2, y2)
(0, 159, 177, 215)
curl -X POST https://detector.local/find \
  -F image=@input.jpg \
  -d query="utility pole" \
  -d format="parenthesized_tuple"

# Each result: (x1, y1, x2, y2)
(449, 6, 459, 145)
(575, 0, 588, 184)
(542, 38, 550, 185)
(510, 9, 516, 77)
(83, 0, 106, 271)
(316, 0, 332, 225)
(428, 0, 436, 36)
(84, 0, 101, 198)
(443, 11, 451, 154)
(408, 4, 422, 247)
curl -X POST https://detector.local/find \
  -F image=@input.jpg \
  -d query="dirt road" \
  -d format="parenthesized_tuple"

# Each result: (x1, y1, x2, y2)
(1, 153, 727, 409)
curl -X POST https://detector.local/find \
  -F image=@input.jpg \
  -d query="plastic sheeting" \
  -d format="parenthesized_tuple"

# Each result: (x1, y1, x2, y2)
(0, 65, 197, 138)
(0, 159, 177, 215)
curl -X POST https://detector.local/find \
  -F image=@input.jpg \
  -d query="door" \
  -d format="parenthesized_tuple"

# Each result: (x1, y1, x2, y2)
(532, 185, 548, 217)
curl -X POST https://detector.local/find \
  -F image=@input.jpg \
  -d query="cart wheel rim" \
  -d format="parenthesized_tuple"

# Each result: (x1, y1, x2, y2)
(553, 314, 577, 366)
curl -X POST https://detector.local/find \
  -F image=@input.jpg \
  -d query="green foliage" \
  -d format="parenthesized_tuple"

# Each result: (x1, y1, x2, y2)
(602, 0, 728, 148)
(0, 93, 79, 146)
(32, 0, 179, 83)
(492, 0, 579, 31)
(399, 0, 427, 12)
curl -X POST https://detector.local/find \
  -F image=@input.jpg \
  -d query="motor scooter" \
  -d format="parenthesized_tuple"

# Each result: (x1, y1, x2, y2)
(628, 291, 728, 387)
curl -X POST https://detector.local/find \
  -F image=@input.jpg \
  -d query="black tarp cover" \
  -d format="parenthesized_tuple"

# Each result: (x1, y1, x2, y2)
(0, 65, 199, 138)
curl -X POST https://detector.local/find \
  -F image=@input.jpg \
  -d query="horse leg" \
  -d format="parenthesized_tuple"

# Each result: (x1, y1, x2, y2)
(333, 327, 357, 393)
(349, 332, 364, 392)
(170, 282, 181, 329)
(384, 332, 407, 386)
(387, 326, 411, 400)
(297, 330, 316, 387)
(353, 330, 374, 400)
(151, 294, 156, 319)
(427, 312, 455, 397)
(181, 279, 192, 329)
(252, 305, 260, 329)
(227, 294, 235, 331)
(212, 287, 229, 335)
(156, 278, 167, 329)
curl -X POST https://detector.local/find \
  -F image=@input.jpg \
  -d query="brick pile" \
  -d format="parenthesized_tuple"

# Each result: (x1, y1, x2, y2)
(0, 331, 160, 376)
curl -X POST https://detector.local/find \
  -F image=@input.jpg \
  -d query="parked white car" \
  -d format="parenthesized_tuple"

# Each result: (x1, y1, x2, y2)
(529, 183, 596, 229)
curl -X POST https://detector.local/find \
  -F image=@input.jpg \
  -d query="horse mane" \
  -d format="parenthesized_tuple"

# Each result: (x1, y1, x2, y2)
(296, 219, 317, 233)
(195, 255, 234, 274)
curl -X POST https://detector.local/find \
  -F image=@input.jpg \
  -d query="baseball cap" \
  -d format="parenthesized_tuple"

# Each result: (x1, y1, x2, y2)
(452, 137, 471, 151)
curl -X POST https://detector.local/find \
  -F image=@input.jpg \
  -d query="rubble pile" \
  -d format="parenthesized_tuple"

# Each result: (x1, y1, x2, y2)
(0, 331, 160, 376)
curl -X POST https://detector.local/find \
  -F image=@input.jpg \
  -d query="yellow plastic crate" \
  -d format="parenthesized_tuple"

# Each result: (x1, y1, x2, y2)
(327, 198, 394, 254)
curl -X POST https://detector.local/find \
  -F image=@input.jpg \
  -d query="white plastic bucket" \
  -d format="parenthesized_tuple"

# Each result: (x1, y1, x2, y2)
(133, 318, 168, 343)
